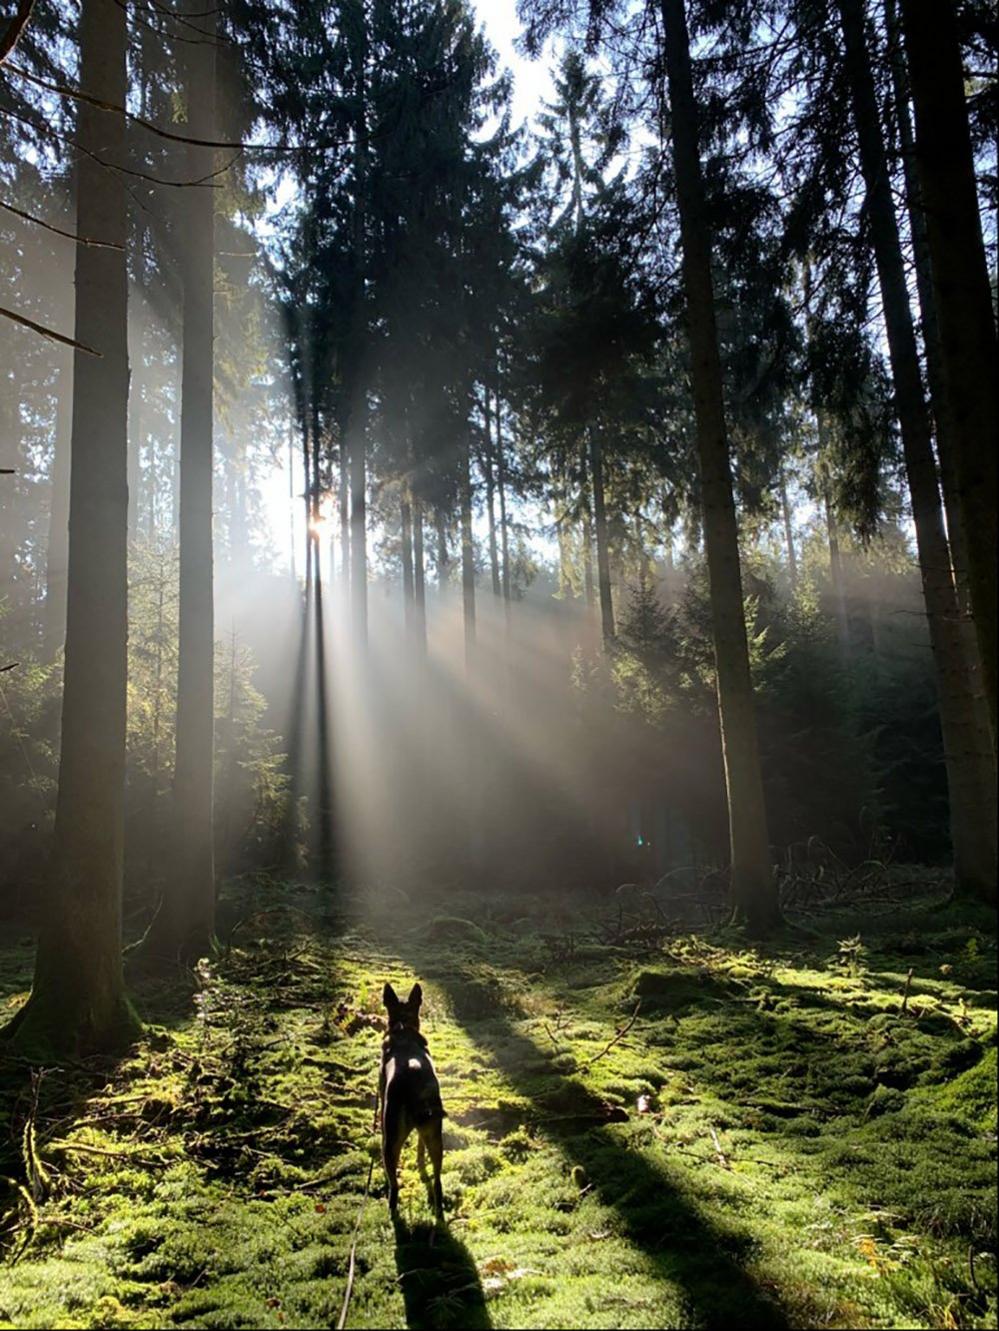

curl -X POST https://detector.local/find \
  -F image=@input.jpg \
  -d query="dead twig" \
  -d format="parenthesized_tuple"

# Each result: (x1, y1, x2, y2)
(46, 1140, 170, 1169)
(708, 1124, 730, 1169)
(582, 1002, 640, 1071)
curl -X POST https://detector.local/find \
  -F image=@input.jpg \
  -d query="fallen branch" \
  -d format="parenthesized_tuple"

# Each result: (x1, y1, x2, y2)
(708, 1124, 730, 1169)
(582, 1002, 641, 1071)
(46, 1140, 169, 1169)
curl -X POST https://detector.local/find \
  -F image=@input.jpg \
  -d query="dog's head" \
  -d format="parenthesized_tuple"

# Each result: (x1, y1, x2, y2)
(383, 981, 423, 1035)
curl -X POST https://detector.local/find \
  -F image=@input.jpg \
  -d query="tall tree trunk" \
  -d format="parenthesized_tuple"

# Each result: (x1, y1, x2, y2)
(900, 0, 998, 744)
(824, 487, 851, 665)
(127, 352, 141, 544)
(348, 10, 368, 647)
(339, 438, 350, 588)
(779, 466, 798, 591)
(580, 442, 596, 612)
(588, 429, 615, 645)
(401, 492, 414, 632)
(349, 394, 367, 643)
(6, 0, 137, 1053)
(483, 390, 501, 596)
(459, 428, 476, 668)
(436, 509, 450, 592)
(495, 386, 512, 623)
(43, 350, 72, 660)
(162, 13, 217, 956)
(886, 0, 994, 788)
(661, 0, 776, 929)
(288, 420, 297, 582)
(838, 0, 996, 900)
(413, 496, 426, 650)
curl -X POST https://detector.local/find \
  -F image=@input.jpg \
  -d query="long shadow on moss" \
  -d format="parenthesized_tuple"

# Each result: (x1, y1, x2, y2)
(417, 967, 790, 1330)
(393, 1215, 491, 1330)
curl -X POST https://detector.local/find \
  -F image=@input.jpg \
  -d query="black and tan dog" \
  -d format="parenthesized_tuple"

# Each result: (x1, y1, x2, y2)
(378, 982, 445, 1217)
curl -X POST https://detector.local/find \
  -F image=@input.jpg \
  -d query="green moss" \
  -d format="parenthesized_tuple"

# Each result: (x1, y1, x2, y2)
(0, 881, 995, 1330)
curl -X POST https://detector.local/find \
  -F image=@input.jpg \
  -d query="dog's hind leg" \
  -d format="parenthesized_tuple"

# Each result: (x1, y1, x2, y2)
(421, 1119, 444, 1219)
(382, 1105, 403, 1213)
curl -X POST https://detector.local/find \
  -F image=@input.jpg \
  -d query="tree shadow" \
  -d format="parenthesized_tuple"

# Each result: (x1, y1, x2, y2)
(412, 964, 791, 1330)
(392, 1214, 491, 1330)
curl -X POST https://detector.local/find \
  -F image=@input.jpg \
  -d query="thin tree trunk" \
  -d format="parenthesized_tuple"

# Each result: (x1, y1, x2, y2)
(779, 466, 798, 591)
(7, 0, 137, 1053)
(401, 492, 414, 632)
(288, 420, 297, 582)
(348, 15, 368, 647)
(824, 487, 851, 665)
(162, 11, 217, 956)
(459, 427, 476, 668)
(661, 0, 775, 930)
(580, 443, 596, 612)
(436, 509, 450, 592)
(43, 350, 72, 660)
(413, 495, 426, 650)
(483, 390, 501, 596)
(588, 429, 615, 645)
(339, 438, 349, 588)
(495, 387, 512, 623)
(900, 0, 998, 744)
(838, 0, 996, 900)
(349, 394, 367, 643)
(127, 353, 141, 544)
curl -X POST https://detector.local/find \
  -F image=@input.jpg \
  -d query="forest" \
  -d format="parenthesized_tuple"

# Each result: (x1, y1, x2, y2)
(0, 0, 996, 1327)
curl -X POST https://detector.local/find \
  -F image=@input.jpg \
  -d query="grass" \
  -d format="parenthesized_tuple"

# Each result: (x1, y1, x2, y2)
(0, 877, 995, 1329)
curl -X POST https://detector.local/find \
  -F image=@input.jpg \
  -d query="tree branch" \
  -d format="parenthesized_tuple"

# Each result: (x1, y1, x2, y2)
(0, 0, 34, 67)
(0, 197, 124, 249)
(0, 304, 101, 355)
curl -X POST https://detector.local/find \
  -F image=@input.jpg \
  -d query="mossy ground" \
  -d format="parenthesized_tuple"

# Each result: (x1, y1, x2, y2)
(0, 879, 995, 1329)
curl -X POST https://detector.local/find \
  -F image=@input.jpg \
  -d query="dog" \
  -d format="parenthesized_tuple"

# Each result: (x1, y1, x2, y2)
(378, 981, 445, 1218)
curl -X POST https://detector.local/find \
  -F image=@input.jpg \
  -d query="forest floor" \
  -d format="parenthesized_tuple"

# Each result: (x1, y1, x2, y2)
(0, 877, 996, 1330)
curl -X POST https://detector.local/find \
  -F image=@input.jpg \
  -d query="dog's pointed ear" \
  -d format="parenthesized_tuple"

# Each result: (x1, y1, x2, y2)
(407, 982, 423, 1008)
(383, 982, 399, 1009)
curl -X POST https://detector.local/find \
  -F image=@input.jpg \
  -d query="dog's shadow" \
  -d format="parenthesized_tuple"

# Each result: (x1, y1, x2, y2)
(392, 1215, 491, 1330)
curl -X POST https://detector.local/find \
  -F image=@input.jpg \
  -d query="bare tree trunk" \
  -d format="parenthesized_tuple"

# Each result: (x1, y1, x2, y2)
(661, 0, 776, 930)
(459, 427, 476, 668)
(349, 393, 367, 644)
(495, 387, 512, 625)
(580, 442, 596, 613)
(838, 0, 996, 901)
(886, 0, 995, 793)
(900, 0, 998, 744)
(348, 16, 369, 648)
(339, 438, 349, 588)
(588, 429, 615, 646)
(779, 466, 798, 591)
(483, 389, 501, 596)
(127, 351, 142, 544)
(7, 0, 137, 1053)
(413, 495, 426, 650)
(436, 508, 450, 592)
(43, 350, 72, 660)
(288, 420, 297, 582)
(401, 492, 414, 632)
(824, 487, 851, 665)
(161, 10, 217, 956)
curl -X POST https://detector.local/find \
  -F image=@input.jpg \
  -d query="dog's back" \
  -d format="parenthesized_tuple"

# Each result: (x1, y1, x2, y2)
(380, 982, 445, 1216)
